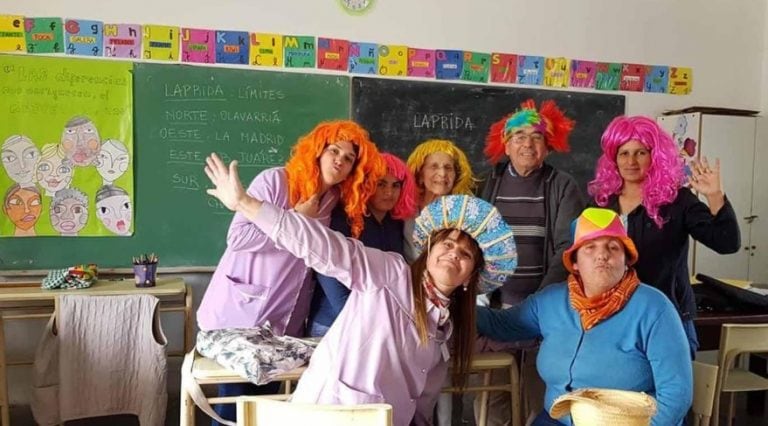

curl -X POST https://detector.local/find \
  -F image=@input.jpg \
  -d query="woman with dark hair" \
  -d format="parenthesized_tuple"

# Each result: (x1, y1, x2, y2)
(588, 115, 740, 357)
(204, 151, 517, 426)
(308, 152, 418, 337)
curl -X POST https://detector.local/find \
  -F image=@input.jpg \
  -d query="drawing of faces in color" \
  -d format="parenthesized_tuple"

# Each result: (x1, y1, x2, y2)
(2, 135, 40, 187)
(3, 184, 42, 236)
(50, 188, 89, 237)
(95, 139, 129, 185)
(95, 185, 132, 235)
(36, 144, 74, 196)
(60, 116, 101, 167)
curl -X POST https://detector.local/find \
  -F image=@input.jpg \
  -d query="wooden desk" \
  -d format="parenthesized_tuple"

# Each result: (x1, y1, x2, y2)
(0, 277, 193, 426)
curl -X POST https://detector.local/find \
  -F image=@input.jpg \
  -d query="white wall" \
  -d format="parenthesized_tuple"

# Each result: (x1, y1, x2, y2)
(1, 0, 767, 407)
(2, 0, 765, 116)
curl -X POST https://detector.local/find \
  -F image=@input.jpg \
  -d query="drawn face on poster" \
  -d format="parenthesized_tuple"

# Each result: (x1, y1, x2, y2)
(2, 135, 40, 187)
(95, 139, 129, 185)
(36, 144, 74, 196)
(50, 188, 89, 236)
(60, 116, 101, 167)
(95, 185, 132, 235)
(3, 184, 42, 236)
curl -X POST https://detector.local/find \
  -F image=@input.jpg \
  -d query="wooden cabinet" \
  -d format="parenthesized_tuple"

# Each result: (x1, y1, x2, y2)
(658, 113, 765, 282)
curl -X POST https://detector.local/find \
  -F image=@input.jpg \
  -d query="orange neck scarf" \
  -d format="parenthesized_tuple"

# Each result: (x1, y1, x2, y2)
(567, 269, 640, 331)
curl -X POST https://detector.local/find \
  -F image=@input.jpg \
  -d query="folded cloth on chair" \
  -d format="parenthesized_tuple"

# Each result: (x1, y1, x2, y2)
(196, 323, 317, 385)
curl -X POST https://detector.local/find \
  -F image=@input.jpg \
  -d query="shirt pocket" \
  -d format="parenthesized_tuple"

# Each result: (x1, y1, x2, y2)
(227, 275, 272, 303)
(334, 378, 386, 404)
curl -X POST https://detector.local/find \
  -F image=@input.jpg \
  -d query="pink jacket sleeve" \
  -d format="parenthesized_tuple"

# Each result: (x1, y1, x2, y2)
(226, 170, 280, 252)
(254, 202, 407, 292)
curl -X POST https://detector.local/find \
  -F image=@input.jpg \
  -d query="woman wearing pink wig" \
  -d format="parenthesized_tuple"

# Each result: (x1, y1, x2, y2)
(308, 152, 418, 337)
(588, 115, 740, 358)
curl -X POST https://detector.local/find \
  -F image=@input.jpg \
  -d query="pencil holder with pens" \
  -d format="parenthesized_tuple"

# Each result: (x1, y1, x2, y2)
(133, 253, 158, 287)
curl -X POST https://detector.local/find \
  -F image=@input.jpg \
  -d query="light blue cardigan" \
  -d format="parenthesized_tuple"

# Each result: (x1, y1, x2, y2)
(477, 282, 693, 426)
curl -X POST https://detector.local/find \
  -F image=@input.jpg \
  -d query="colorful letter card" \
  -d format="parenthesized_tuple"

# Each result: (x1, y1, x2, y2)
(668, 67, 693, 95)
(24, 17, 64, 54)
(543, 57, 570, 88)
(103, 24, 141, 58)
(143, 25, 179, 61)
(250, 33, 284, 67)
(407, 48, 435, 78)
(283, 35, 316, 68)
(595, 62, 621, 91)
(490, 53, 517, 83)
(0, 15, 26, 52)
(65, 19, 103, 56)
(318, 38, 349, 71)
(378, 44, 407, 76)
(349, 42, 378, 74)
(620, 63, 646, 92)
(181, 28, 214, 63)
(461, 51, 490, 83)
(517, 55, 544, 85)
(570, 60, 597, 88)
(215, 31, 249, 64)
(435, 50, 463, 80)
(644, 65, 669, 93)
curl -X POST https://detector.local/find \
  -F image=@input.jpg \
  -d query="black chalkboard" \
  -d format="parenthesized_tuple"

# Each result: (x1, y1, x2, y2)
(0, 63, 349, 270)
(351, 77, 625, 195)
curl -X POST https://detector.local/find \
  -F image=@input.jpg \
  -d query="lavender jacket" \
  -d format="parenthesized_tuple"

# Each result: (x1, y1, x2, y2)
(196, 167, 339, 337)
(254, 202, 452, 426)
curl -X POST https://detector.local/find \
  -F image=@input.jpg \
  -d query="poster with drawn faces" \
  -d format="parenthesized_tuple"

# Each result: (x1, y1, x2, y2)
(1, 120, 133, 237)
(0, 54, 133, 237)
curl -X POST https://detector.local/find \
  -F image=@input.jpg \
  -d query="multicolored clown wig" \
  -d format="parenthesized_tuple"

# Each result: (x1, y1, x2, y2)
(380, 152, 418, 220)
(406, 139, 476, 196)
(484, 99, 575, 165)
(285, 120, 385, 238)
(588, 116, 685, 228)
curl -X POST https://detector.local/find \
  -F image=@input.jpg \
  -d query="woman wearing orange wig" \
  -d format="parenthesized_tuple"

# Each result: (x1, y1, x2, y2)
(197, 120, 384, 425)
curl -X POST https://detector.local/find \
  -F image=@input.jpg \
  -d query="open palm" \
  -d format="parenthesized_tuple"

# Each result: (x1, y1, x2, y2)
(688, 157, 721, 196)
(204, 153, 246, 211)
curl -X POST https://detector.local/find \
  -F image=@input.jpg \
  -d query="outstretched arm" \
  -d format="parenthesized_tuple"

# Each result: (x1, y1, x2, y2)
(205, 153, 403, 292)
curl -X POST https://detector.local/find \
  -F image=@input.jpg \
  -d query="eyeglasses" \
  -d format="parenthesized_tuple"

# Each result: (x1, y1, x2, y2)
(508, 132, 546, 144)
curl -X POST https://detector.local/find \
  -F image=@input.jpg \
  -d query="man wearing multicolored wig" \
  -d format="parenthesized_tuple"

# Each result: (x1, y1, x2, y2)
(479, 99, 584, 425)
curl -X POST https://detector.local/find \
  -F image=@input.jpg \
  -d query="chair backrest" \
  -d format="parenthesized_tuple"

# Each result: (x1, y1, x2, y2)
(717, 323, 768, 371)
(236, 396, 393, 426)
(691, 361, 719, 426)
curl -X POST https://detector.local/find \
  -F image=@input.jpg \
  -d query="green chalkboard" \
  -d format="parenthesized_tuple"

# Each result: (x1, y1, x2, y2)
(0, 62, 350, 270)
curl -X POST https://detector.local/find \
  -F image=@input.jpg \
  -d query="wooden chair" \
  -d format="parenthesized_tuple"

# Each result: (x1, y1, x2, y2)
(704, 323, 768, 426)
(236, 396, 393, 426)
(180, 350, 306, 426)
(691, 360, 719, 426)
(442, 351, 522, 426)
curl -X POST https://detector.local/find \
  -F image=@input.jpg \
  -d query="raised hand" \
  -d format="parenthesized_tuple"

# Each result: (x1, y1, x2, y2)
(204, 153, 247, 211)
(688, 157, 722, 196)
(294, 193, 321, 218)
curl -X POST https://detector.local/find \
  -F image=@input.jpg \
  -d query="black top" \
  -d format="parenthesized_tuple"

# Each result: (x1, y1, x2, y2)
(601, 188, 741, 320)
(309, 205, 405, 327)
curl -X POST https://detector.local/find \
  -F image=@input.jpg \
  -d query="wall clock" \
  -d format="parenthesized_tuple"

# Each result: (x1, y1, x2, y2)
(338, 0, 374, 15)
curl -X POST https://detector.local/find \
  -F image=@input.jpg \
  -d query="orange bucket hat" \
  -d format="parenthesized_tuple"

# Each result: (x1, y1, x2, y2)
(562, 208, 639, 274)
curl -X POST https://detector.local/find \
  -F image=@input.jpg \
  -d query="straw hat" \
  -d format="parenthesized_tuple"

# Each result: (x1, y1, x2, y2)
(549, 388, 657, 426)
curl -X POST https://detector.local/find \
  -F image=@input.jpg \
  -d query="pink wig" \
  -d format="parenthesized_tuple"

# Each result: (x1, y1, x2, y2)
(588, 116, 685, 228)
(380, 152, 418, 220)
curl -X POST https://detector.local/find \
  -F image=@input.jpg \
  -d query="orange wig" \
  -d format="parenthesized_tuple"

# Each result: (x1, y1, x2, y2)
(285, 120, 385, 237)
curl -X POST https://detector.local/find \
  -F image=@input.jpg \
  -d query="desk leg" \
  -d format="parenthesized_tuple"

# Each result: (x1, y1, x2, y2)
(0, 316, 8, 426)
